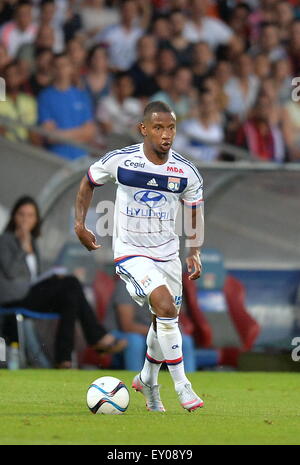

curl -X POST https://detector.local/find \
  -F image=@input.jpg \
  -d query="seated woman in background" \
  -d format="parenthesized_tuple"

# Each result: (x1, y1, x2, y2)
(0, 196, 126, 368)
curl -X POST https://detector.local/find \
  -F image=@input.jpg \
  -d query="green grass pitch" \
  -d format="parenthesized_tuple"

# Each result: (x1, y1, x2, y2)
(0, 369, 299, 445)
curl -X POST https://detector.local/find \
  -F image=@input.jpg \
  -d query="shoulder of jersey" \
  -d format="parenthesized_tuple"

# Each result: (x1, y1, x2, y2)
(171, 150, 202, 179)
(99, 144, 142, 165)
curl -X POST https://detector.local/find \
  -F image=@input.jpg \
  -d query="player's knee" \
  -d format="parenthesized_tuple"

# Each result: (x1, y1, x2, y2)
(150, 286, 177, 319)
(154, 300, 177, 319)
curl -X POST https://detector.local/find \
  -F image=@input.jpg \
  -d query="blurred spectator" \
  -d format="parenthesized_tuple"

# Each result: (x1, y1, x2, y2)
(227, 3, 251, 44)
(253, 53, 271, 80)
(223, 53, 259, 119)
(216, 33, 247, 62)
(213, 59, 233, 100)
(17, 23, 56, 75)
(276, 0, 295, 43)
(151, 66, 194, 122)
(62, 0, 82, 42)
(235, 92, 286, 162)
(0, 196, 127, 369)
(150, 15, 172, 45)
(174, 86, 224, 162)
(282, 98, 300, 161)
(249, 22, 287, 62)
(156, 47, 178, 75)
(23, 47, 54, 96)
(0, 0, 297, 164)
(66, 36, 87, 86)
(0, 60, 37, 142)
(79, 0, 120, 41)
(288, 19, 300, 75)
(38, 52, 96, 160)
(0, 43, 11, 73)
(0, 0, 19, 27)
(258, 77, 289, 129)
(39, 0, 65, 53)
(96, 72, 142, 137)
(50, 0, 69, 29)
(201, 75, 228, 113)
(165, 9, 194, 66)
(129, 34, 159, 99)
(191, 41, 215, 89)
(95, 0, 151, 71)
(183, 0, 234, 49)
(152, 0, 189, 16)
(105, 278, 197, 372)
(83, 44, 112, 111)
(104, 277, 151, 371)
(248, 0, 279, 42)
(271, 58, 293, 104)
(0, 0, 38, 58)
(154, 71, 172, 94)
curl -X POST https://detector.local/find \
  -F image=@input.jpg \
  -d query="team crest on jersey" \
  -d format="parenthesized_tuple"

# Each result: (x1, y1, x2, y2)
(167, 177, 180, 192)
(141, 275, 152, 288)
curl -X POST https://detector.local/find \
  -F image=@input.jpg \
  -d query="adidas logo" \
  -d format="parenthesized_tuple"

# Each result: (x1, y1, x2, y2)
(147, 178, 158, 187)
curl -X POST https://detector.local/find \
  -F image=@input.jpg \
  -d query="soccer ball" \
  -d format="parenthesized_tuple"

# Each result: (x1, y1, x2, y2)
(86, 376, 130, 415)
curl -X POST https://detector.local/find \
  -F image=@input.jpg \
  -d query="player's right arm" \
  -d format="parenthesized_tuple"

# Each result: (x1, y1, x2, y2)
(74, 176, 101, 251)
(74, 152, 117, 251)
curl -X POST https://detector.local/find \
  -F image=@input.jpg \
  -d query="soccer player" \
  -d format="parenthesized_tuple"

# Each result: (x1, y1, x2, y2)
(75, 101, 205, 412)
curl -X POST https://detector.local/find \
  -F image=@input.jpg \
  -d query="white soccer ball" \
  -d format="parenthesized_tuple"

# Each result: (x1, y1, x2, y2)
(86, 376, 130, 415)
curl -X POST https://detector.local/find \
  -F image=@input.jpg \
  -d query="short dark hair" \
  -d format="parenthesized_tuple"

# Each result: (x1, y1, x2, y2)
(114, 71, 133, 82)
(53, 51, 69, 61)
(143, 101, 174, 121)
(35, 46, 53, 58)
(16, 0, 32, 8)
(86, 43, 108, 67)
(5, 196, 42, 238)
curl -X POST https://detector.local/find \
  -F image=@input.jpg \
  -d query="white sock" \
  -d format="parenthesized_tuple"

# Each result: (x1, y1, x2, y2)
(156, 316, 189, 391)
(140, 324, 164, 386)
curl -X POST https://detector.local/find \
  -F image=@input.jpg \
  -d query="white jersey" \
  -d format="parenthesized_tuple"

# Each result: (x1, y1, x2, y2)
(88, 143, 203, 262)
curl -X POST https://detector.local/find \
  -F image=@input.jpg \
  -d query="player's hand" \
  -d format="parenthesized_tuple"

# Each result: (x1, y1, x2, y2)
(186, 249, 202, 280)
(75, 225, 101, 252)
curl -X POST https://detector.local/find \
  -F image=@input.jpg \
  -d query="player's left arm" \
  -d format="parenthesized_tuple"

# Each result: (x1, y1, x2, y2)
(181, 168, 204, 280)
(185, 204, 204, 280)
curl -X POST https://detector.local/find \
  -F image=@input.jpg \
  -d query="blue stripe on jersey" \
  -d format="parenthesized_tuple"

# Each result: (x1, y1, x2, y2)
(171, 151, 203, 186)
(101, 145, 141, 164)
(117, 264, 146, 297)
(116, 264, 141, 297)
(117, 166, 188, 193)
(115, 255, 170, 265)
(102, 149, 139, 164)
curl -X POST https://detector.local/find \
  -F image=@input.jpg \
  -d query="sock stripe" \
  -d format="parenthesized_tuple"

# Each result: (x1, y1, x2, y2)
(156, 316, 178, 321)
(165, 356, 183, 366)
(146, 353, 165, 364)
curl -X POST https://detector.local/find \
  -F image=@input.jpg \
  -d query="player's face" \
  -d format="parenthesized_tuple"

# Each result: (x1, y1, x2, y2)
(141, 112, 176, 155)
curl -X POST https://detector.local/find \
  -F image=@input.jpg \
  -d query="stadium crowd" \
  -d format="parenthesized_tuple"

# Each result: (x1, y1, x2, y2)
(1, 0, 300, 162)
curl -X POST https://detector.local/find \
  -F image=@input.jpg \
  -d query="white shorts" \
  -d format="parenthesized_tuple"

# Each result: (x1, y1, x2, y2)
(115, 256, 182, 314)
